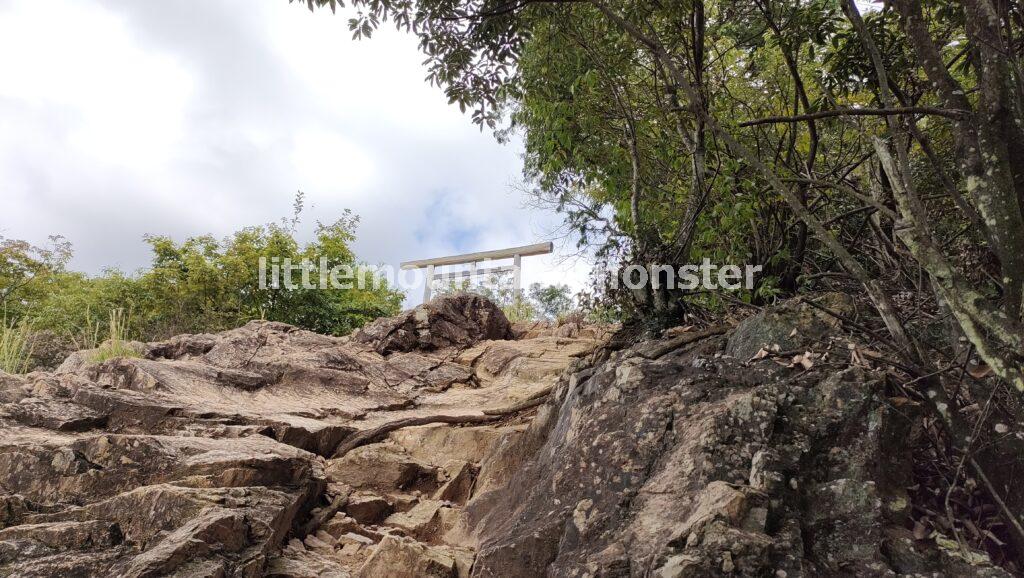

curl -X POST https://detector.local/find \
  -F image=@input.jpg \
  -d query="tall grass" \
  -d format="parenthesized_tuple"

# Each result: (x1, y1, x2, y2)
(0, 318, 35, 374)
(91, 308, 141, 363)
(72, 305, 103, 351)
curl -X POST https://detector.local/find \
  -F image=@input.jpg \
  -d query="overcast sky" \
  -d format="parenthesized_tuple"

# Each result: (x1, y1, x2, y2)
(0, 0, 590, 305)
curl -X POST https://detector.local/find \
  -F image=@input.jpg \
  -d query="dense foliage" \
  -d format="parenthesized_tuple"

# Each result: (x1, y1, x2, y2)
(300, 0, 1024, 392)
(0, 199, 403, 365)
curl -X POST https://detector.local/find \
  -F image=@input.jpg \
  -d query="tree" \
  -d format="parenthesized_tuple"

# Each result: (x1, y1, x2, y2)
(0, 200, 403, 345)
(297, 0, 1024, 390)
(529, 283, 573, 320)
(0, 236, 72, 317)
(133, 208, 402, 337)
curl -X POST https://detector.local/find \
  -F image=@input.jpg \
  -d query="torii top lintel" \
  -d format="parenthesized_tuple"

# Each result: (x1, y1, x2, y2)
(400, 242, 553, 303)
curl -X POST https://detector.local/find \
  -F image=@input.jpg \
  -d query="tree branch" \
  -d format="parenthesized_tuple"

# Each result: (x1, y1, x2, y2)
(738, 106, 965, 127)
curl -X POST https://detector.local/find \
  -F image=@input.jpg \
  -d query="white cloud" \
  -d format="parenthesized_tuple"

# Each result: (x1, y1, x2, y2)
(0, 0, 591, 307)
(289, 129, 376, 194)
(0, 0, 194, 170)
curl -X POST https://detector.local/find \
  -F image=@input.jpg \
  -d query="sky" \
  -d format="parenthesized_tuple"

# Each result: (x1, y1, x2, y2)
(0, 0, 591, 306)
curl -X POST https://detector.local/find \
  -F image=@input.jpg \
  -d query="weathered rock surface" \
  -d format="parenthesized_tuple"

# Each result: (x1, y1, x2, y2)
(353, 293, 513, 355)
(1, 293, 1015, 576)
(462, 299, 1015, 577)
(724, 292, 851, 360)
(0, 294, 604, 576)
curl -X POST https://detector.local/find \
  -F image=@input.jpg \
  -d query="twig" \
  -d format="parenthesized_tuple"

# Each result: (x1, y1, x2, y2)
(970, 457, 1024, 548)
(298, 491, 350, 538)
(332, 413, 504, 458)
(738, 106, 966, 127)
(483, 385, 555, 415)
(244, 327, 267, 367)
(638, 326, 728, 359)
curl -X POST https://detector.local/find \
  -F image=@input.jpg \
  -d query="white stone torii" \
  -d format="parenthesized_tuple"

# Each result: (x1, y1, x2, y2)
(401, 242, 553, 303)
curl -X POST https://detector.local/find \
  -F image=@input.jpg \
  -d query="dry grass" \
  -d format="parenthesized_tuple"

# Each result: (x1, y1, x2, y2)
(91, 309, 141, 363)
(0, 317, 35, 374)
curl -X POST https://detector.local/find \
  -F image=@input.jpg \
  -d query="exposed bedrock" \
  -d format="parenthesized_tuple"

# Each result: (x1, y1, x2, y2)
(0, 293, 1017, 576)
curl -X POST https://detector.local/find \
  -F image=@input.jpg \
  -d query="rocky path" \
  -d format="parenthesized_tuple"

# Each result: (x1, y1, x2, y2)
(0, 295, 607, 577)
(3, 293, 1018, 576)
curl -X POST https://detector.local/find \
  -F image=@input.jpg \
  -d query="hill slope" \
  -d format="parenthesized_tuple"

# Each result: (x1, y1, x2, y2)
(0, 294, 1017, 576)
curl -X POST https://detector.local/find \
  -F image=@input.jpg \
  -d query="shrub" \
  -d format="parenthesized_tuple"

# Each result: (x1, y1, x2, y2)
(502, 296, 538, 323)
(0, 196, 403, 344)
(91, 309, 141, 363)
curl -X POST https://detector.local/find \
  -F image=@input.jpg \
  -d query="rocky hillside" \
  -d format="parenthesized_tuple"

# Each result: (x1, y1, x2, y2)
(0, 294, 605, 577)
(0, 294, 1019, 576)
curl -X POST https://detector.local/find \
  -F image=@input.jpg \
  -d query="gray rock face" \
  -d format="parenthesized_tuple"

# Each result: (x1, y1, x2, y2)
(725, 292, 851, 360)
(464, 311, 1012, 577)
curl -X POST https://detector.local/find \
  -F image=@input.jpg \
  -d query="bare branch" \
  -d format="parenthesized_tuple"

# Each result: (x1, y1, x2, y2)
(738, 106, 966, 127)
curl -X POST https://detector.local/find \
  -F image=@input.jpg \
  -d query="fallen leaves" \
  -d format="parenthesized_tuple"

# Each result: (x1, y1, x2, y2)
(789, 351, 815, 370)
(746, 344, 819, 370)
(662, 325, 694, 338)
(887, 396, 919, 408)
(747, 344, 777, 362)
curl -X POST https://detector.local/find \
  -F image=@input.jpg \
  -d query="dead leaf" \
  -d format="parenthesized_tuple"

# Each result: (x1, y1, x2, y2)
(789, 351, 814, 370)
(847, 343, 872, 367)
(663, 325, 694, 338)
(967, 364, 993, 379)
(748, 348, 770, 362)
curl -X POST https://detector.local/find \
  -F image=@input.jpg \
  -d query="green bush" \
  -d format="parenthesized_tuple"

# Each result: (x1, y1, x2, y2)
(502, 296, 538, 323)
(0, 197, 404, 347)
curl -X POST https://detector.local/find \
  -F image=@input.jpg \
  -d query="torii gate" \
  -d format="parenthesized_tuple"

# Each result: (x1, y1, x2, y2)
(401, 242, 553, 303)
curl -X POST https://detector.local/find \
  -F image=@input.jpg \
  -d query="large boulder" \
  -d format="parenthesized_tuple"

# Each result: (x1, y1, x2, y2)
(357, 535, 459, 578)
(465, 315, 1013, 577)
(725, 292, 851, 360)
(353, 293, 513, 355)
